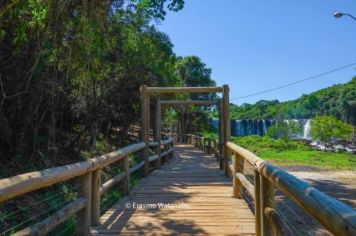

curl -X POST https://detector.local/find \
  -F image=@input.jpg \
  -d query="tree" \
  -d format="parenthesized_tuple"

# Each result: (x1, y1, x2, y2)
(174, 56, 216, 134)
(310, 115, 354, 144)
(266, 121, 300, 147)
(0, 0, 186, 170)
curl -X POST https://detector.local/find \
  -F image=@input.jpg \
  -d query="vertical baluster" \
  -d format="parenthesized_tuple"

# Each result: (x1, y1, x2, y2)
(260, 174, 276, 236)
(77, 172, 92, 235)
(155, 97, 161, 169)
(91, 169, 101, 226)
(121, 157, 130, 195)
(254, 170, 262, 236)
(141, 85, 149, 176)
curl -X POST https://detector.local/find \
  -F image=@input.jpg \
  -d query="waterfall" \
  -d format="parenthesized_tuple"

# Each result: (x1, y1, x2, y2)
(262, 120, 267, 135)
(303, 119, 312, 139)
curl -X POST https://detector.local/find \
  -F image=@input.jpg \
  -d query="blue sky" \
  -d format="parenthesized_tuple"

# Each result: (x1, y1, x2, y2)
(158, 1, 356, 104)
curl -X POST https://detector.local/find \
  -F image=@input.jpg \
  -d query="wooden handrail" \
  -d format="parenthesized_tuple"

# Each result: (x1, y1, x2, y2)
(226, 141, 356, 236)
(0, 137, 175, 235)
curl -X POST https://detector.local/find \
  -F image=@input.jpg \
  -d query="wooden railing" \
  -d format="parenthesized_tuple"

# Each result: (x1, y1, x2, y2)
(0, 138, 174, 235)
(180, 134, 356, 236)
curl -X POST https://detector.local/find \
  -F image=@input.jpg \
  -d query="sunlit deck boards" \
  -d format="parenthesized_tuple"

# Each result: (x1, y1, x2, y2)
(90, 144, 255, 235)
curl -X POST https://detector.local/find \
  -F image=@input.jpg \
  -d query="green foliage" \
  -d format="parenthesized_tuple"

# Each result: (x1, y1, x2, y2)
(311, 116, 354, 144)
(232, 136, 356, 170)
(174, 56, 216, 134)
(266, 121, 301, 147)
(232, 136, 303, 153)
(227, 77, 356, 124)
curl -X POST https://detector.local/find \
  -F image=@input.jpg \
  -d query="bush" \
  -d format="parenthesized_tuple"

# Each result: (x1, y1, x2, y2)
(311, 116, 354, 144)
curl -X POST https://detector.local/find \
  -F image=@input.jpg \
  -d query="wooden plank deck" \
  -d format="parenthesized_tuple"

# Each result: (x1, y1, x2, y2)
(90, 144, 255, 235)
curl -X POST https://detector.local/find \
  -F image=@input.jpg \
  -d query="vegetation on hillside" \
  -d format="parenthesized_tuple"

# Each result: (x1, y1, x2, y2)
(228, 76, 356, 125)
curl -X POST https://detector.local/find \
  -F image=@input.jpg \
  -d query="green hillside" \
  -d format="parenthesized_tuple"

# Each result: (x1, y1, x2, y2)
(230, 76, 356, 125)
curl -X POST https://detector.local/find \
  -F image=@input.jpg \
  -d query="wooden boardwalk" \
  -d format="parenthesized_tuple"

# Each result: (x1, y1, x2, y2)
(90, 144, 255, 235)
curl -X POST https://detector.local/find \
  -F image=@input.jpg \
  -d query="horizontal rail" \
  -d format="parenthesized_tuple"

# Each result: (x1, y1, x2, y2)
(91, 142, 146, 170)
(160, 100, 218, 106)
(0, 142, 145, 202)
(148, 154, 159, 162)
(146, 87, 223, 94)
(100, 172, 126, 195)
(227, 141, 356, 236)
(13, 198, 86, 236)
(0, 161, 93, 202)
(130, 161, 145, 174)
(161, 137, 174, 145)
(148, 141, 159, 147)
(227, 142, 266, 168)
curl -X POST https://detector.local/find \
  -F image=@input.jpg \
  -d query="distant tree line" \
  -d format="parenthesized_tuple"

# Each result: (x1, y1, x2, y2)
(228, 76, 356, 125)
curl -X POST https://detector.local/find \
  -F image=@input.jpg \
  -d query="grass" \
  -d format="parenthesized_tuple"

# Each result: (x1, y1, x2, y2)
(232, 136, 356, 170)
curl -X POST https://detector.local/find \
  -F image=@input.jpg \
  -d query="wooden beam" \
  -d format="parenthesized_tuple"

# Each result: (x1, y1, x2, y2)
(260, 173, 275, 236)
(148, 154, 159, 162)
(228, 140, 356, 235)
(141, 85, 149, 176)
(129, 161, 145, 174)
(0, 161, 92, 203)
(90, 142, 146, 170)
(91, 169, 101, 226)
(260, 162, 356, 236)
(218, 99, 224, 170)
(160, 100, 218, 106)
(100, 172, 126, 195)
(121, 157, 130, 195)
(223, 85, 230, 177)
(155, 97, 162, 168)
(254, 170, 262, 236)
(146, 87, 223, 94)
(77, 172, 92, 235)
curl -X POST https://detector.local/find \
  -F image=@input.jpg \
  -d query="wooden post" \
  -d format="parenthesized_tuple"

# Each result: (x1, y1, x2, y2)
(141, 85, 149, 176)
(155, 97, 162, 168)
(218, 99, 224, 170)
(91, 169, 101, 226)
(223, 85, 230, 177)
(77, 172, 92, 235)
(254, 170, 262, 236)
(260, 174, 276, 236)
(121, 157, 130, 195)
(232, 152, 238, 197)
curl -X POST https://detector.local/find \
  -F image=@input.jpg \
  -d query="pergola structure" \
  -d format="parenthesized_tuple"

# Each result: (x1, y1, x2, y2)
(140, 85, 231, 176)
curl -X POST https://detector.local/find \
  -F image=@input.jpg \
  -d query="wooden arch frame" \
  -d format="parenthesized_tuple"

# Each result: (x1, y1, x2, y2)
(140, 85, 231, 176)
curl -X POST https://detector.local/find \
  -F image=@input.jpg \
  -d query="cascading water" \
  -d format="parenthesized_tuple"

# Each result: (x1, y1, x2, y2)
(303, 119, 312, 139)
(210, 118, 314, 138)
(262, 120, 267, 135)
